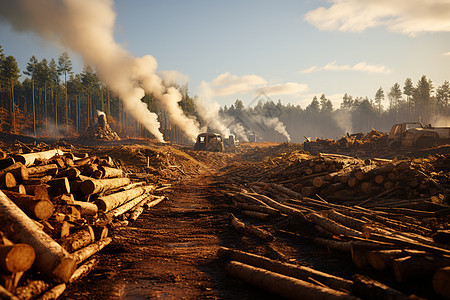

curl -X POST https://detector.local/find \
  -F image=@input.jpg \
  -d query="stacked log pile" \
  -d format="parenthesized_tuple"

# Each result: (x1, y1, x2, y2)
(82, 112, 120, 141)
(219, 148, 450, 299)
(0, 146, 166, 299)
(304, 129, 388, 157)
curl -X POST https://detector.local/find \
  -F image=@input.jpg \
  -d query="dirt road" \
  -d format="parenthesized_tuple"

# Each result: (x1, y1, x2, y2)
(65, 172, 273, 299)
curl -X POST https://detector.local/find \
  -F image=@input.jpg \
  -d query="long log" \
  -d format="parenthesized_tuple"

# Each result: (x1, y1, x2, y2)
(38, 283, 66, 300)
(225, 261, 357, 300)
(0, 162, 29, 182)
(98, 166, 124, 179)
(27, 164, 58, 176)
(229, 214, 273, 241)
(108, 193, 149, 218)
(72, 201, 98, 216)
(352, 274, 409, 300)
(14, 149, 64, 167)
(72, 237, 112, 264)
(0, 244, 35, 273)
(60, 227, 95, 253)
(1, 190, 54, 220)
(433, 266, 450, 299)
(80, 177, 131, 195)
(69, 258, 98, 283)
(0, 158, 15, 171)
(308, 213, 363, 238)
(95, 185, 154, 212)
(218, 247, 353, 292)
(0, 191, 76, 283)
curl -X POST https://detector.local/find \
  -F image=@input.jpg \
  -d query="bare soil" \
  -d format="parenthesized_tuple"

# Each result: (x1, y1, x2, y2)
(64, 170, 281, 299)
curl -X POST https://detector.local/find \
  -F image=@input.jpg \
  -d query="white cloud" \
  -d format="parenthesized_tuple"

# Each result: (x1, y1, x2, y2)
(300, 61, 392, 74)
(304, 0, 450, 35)
(443, 51, 450, 56)
(210, 72, 267, 96)
(257, 82, 308, 96)
(204, 72, 308, 98)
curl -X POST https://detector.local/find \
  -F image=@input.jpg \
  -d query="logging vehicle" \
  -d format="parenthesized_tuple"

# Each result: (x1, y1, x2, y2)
(194, 132, 224, 152)
(387, 122, 450, 149)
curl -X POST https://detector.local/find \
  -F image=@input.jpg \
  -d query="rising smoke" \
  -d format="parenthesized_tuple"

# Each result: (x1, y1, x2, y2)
(0, 0, 202, 142)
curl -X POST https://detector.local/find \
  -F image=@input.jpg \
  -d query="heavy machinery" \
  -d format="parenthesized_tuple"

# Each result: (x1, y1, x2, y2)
(194, 133, 224, 152)
(387, 122, 450, 149)
(223, 134, 240, 152)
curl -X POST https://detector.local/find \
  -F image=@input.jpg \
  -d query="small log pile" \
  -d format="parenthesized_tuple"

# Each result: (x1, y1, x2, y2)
(82, 111, 120, 141)
(304, 129, 388, 157)
(219, 147, 450, 299)
(0, 145, 166, 299)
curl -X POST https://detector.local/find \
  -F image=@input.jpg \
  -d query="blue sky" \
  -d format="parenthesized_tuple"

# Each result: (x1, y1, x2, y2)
(1, 0, 449, 109)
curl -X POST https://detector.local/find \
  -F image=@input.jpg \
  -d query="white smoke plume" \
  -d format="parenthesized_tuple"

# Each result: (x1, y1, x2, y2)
(0, 0, 201, 142)
(252, 115, 291, 142)
(195, 82, 231, 137)
(333, 109, 353, 134)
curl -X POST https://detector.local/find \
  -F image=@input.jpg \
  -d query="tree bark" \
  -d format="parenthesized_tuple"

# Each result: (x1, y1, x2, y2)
(72, 237, 112, 264)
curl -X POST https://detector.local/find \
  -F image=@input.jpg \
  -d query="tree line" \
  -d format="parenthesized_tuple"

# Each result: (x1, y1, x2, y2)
(0, 45, 449, 142)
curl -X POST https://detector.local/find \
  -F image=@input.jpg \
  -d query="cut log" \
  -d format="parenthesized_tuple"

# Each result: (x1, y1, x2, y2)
(66, 168, 81, 180)
(98, 166, 124, 179)
(69, 258, 98, 283)
(95, 185, 155, 212)
(0, 243, 35, 273)
(225, 261, 357, 300)
(38, 283, 66, 300)
(433, 266, 450, 299)
(22, 176, 53, 186)
(72, 237, 112, 264)
(308, 213, 363, 238)
(393, 255, 450, 282)
(218, 247, 353, 292)
(14, 149, 64, 167)
(1, 173, 16, 188)
(108, 193, 149, 218)
(352, 274, 409, 300)
(241, 210, 271, 221)
(0, 162, 29, 182)
(27, 164, 58, 176)
(232, 201, 280, 216)
(314, 238, 351, 252)
(72, 201, 98, 216)
(15, 280, 49, 300)
(10, 185, 26, 194)
(80, 177, 131, 195)
(47, 178, 70, 196)
(1, 190, 54, 220)
(60, 226, 95, 253)
(230, 214, 273, 241)
(0, 191, 76, 283)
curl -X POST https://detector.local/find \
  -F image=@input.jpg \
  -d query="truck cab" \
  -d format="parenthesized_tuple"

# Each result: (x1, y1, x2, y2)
(388, 122, 444, 149)
(194, 133, 224, 152)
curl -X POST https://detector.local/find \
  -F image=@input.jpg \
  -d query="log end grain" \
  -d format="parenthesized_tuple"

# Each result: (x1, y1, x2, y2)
(34, 200, 55, 220)
(51, 256, 77, 283)
(0, 243, 36, 273)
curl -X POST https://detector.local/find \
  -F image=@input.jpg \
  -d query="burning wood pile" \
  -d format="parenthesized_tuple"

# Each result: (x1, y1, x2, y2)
(218, 148, 450, 299)
(0, 144, 165, 299)
(82, 111, 120, 141)
(304, 129, 388, 156)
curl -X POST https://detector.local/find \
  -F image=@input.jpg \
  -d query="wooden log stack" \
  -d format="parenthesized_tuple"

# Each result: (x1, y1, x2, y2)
(0, 145, 167, 299)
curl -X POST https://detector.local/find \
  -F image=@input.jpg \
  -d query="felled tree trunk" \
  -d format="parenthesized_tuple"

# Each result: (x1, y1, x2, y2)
(1, 190, 54, 220)
(225, 261, 357, 300)
(80, 177, 131, 195)
(0, 243, 35, 273)
(0, 191, 76, 283)
(14, 149, 64, 167)
(95, 185, 154, 212)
